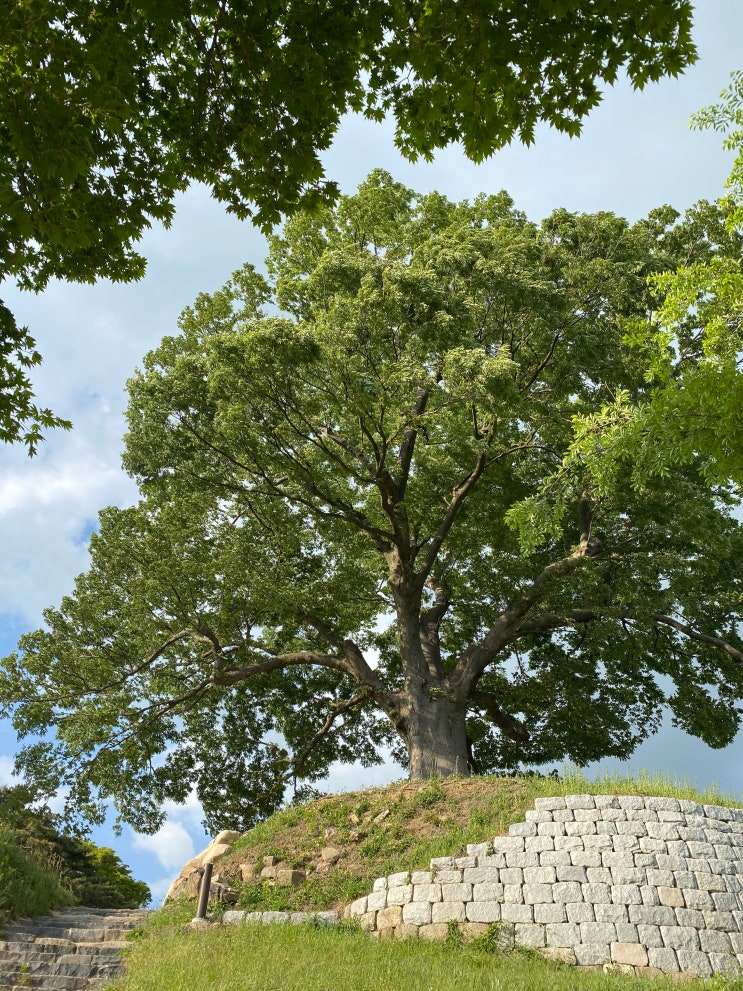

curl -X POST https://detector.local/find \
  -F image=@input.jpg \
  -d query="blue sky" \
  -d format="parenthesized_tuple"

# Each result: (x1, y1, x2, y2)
(1, 1, 742, 905)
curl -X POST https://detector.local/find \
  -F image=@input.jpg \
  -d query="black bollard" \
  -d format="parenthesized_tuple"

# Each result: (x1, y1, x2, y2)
(194, 861, 213, 921)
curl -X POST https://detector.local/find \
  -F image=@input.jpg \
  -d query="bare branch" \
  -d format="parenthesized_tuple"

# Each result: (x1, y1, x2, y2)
(256, 469, 395, 551)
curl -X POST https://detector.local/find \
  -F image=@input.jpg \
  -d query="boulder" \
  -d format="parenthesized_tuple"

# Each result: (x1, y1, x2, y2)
(276, 869, 306, 887)
(164, 831, 242, 903)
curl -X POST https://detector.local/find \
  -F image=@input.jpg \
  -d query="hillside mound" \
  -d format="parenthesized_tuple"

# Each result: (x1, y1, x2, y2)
(167, 772, 739, 917)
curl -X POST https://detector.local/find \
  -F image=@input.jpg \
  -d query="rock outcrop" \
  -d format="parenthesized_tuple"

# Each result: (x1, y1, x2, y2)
(164, 829, 241, 904)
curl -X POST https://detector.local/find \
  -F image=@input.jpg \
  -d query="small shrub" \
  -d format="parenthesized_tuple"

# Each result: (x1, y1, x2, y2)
(416, 781, 447, 808)
(470, 921, 515, 954)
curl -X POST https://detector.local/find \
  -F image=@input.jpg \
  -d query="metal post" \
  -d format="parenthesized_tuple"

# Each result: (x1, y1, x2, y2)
(194, 862, 213, 921)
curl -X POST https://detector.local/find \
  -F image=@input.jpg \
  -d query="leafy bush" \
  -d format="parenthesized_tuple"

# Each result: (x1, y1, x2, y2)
(75, 842, 150, 909)
(0, 785, 150, 915)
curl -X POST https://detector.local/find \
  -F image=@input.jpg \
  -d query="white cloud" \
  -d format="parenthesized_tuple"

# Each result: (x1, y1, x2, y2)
(160, 789, 211, 837)
(0, 445, 138, 622)
(131, 820, 196, 872)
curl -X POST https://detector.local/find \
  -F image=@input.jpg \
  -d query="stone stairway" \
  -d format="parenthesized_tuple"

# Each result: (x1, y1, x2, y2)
(0, 906, 150, 991)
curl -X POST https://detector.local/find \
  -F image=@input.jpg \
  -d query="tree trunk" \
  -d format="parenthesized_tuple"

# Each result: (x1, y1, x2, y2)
(406, 688, 470, 779)
(387, 550, 470, 779)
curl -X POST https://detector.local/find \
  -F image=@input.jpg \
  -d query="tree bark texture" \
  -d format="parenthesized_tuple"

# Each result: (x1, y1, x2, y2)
(405, 686, 470, 779)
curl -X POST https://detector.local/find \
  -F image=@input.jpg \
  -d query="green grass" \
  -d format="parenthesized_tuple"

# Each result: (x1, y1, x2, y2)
(535, 765, 740, 805)
(236, 869, 369, 913)
(111, 915, 743, 991)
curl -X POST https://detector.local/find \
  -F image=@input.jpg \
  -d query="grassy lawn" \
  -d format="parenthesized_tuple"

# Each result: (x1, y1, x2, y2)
(111, 913, 743, 991)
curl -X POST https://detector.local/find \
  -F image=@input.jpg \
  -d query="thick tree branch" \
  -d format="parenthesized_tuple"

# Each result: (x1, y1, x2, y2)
(417, 435, 538, 580)
(212, 651, 354, 685)
(469, 690, 530, 743)
(418, 577, 450, 681)
(651, 614, 743, 663)
(213, 638, 394, 702)
(320, 426, 377, 480)
(515, 608, 743, 665)
(397, 388, 430, 499)
(417, 452, 488, 580)
(448, 549, 590, 696)
(452, 603, 743, 705)
(578, 494, 603, 556)
(512, 608, 599, 637)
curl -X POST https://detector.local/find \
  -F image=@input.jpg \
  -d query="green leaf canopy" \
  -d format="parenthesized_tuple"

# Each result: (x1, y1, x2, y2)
(554, 72, 743, 495)
(1, 0, 697, 450)
(2, 173, 742, 834)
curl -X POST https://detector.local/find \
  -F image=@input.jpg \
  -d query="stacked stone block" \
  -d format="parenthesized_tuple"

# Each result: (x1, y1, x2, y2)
(222, 909, 339, 926)
(0, 907, 150, 990)
(346, 795, 743, 977)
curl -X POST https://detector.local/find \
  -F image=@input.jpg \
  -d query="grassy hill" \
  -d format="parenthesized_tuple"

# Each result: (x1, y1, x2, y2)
(202, 767, 741, 915)
(112, 769, 743, 991)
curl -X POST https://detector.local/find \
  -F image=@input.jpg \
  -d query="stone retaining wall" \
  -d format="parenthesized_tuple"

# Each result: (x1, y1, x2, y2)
(342, 795, 743, 978)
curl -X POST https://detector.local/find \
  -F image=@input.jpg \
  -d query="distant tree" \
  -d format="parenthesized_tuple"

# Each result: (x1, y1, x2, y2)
(75, 842, 151, 909)
(2, 173, 742, 835)
(0, 0, 697, 451)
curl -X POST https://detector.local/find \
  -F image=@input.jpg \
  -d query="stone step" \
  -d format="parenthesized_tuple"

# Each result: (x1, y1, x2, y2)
(0, 907, 151, 991)
(7, 925, 121, 939)
(0, 955, 120, 974)
(0, 945, 121, 961)
(0, 976, 89, 991)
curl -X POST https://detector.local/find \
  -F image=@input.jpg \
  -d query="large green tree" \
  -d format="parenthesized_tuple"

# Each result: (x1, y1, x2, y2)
(3, 173, 742, 834)
(1, 0, 697, 450)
